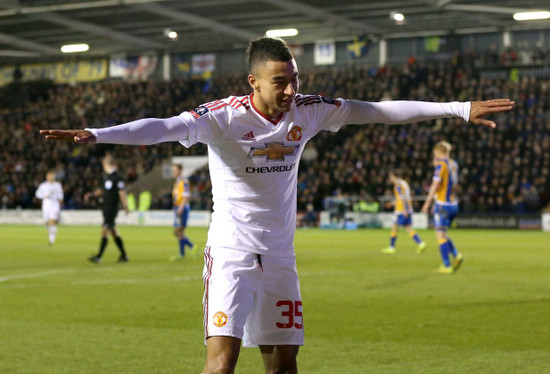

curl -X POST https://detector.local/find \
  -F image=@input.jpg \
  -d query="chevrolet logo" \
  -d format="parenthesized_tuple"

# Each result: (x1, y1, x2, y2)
(248, 142, 299, 162)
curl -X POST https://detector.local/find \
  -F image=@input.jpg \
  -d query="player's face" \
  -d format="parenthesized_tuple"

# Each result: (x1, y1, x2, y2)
(171, 166, 181, 178)
(249, 59, 299, 118)
(46, 172, 55, 182)
(433, 149, 446, 160)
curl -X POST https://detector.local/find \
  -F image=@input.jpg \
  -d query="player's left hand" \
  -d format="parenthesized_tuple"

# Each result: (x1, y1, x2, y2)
(40, 129, 96, 144)
(469, 99, 515, 128)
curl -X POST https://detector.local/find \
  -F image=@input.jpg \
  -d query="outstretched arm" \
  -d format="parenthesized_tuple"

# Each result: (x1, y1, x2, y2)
(346, 99, 514, 128)
(40, 116, 189, 145)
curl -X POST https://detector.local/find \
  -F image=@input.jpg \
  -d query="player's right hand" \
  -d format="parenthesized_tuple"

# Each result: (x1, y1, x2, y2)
(39, 129, 96, 144)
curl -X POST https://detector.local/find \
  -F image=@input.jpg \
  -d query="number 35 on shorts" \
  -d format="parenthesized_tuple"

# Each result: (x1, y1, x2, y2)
(276, 300, 303, 329)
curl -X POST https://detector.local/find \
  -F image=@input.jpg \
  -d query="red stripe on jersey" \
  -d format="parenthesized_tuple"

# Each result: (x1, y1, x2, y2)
(300, 95, 321, 102)
(204, 100, 223, 108)
(241, 96, 251, 109)
(297, 98, 322, 107)
(228, 97, 242, 109)
(209, 102, 228, 111)
(231, 96, 250, 110)
(302, 100, 322, 107)
(295, 95, 321, 106)
(294, 94, 319, 102)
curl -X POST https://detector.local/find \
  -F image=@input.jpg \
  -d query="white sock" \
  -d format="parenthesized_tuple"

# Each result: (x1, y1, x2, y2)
(48, 225, 57, 244)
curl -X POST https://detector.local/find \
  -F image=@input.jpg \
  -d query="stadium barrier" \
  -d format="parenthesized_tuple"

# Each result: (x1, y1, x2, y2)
(319, 211, 429, 229)
(455, 214, 542, 229)
(1, 210, 548, 231)
(0, 210, 211, 227)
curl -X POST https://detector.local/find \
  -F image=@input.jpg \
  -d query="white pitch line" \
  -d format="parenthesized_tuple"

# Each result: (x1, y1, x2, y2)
(70, 275, 199, 286)
(0, 268, 201, 289)
(0, 269, 77, 283)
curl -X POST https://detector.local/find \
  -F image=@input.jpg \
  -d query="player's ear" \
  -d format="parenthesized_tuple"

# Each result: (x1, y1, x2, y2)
(248, 74, 260, 92)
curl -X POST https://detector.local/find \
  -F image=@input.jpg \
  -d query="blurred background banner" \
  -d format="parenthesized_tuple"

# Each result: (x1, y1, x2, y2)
(347, 35, 369, 59)
(0, 60, 107, 86)
(109, 55, 158, 80)
(314, 40, 336, 65)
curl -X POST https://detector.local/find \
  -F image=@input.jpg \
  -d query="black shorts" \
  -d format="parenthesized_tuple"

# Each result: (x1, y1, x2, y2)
(102, 209, 118, 229)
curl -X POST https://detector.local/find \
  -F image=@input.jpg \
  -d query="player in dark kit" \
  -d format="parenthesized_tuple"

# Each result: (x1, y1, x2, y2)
(89, 155, 129, 263)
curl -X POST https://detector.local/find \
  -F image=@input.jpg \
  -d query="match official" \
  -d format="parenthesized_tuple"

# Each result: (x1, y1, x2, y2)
(89, 155, 129, 263)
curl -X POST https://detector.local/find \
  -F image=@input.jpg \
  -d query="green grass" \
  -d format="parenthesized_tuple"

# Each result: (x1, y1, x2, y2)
(1, 225, 549, 373)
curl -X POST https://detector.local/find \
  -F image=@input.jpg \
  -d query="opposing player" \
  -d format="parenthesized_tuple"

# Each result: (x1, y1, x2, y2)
(382, 170, 426, 254)
(35, 170, 64, 246)
(88, 155, 129, 264)
(41, 37, 513, 373)
(421, 141, 462, 274)
(170, 163, 196, 261)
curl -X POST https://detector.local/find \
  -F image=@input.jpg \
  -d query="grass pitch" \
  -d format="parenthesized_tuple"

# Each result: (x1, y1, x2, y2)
(1, 225, 549, 373)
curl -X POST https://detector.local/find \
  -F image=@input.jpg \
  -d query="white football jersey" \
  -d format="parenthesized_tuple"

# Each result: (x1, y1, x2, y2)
(178, 93, 350, 257)
(35, 181, 63, 211)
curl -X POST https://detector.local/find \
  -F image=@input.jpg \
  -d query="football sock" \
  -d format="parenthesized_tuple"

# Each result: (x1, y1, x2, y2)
(183, 237, 193, 248)
(48, 225, 57, 244)
(390, 230, 397, 248)
(114, 236, 127, 257)
(178, 238, 186, 256)
(438, 238, 452, 267)
(97, 237, 108, 258)
(447, 238, 458, 257)
(409, 230, 422, 244)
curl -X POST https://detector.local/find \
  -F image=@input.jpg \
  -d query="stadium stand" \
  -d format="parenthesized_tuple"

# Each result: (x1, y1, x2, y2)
(1, 47, 549, 215)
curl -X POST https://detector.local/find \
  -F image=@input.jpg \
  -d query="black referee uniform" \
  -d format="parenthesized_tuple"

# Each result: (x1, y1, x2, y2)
(102, 171, 125, 229)
(89, 169, 128, 263)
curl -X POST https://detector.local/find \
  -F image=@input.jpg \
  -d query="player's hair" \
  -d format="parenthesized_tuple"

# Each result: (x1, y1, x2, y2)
(434, 141, 452, 155)
(172, 164, 183, 171)
(247, 37, 293, 74)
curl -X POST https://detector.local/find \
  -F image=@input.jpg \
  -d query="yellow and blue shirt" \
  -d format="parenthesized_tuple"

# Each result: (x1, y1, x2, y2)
(393, 178, 412, 214)
(172, 177, 191, 207)
(433, 157, 458, 205)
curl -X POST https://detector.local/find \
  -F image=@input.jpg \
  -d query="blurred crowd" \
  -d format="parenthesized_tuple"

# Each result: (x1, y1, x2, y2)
(1, 46, 549, 215)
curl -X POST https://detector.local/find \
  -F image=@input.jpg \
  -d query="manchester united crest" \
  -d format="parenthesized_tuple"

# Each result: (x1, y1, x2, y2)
(286, 126, 303, 141)
(213, 311, 228, 327)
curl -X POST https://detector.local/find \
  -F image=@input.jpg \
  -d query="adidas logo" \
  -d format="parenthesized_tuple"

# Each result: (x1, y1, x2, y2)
(241, 131, 255, 141)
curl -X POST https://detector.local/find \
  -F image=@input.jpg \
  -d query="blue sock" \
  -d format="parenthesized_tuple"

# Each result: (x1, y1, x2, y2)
(390, 236, 397, 248)
(183, 237, 193, 248)
(448, 238, 458, 258)
(179, 239, 186, 256)
(438, 239, 452, 267)
(410, 230, 422, 244)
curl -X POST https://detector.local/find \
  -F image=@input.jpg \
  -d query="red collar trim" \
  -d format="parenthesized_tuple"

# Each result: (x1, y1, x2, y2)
(250, 93, 283, 125)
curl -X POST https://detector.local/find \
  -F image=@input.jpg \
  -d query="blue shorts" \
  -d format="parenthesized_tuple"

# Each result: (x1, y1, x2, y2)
(174, 205, 190, 228)
(393, 213, 412, 226)
(434, 203, 458, 229)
